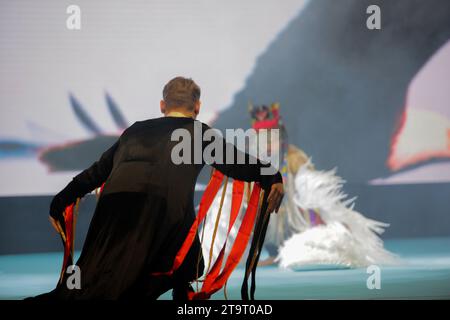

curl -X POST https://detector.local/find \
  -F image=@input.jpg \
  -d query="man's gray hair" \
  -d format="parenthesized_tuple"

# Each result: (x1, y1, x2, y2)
(163, 76, 201, 111)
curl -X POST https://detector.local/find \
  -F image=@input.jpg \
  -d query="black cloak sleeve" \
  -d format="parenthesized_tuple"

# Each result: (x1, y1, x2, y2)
(203, 126, 282, 190)
(49, 140, 119, 221)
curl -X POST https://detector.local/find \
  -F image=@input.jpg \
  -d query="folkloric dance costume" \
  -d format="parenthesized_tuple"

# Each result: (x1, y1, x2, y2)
(202, 103, 397, 272)
(42, 117, 281, 300)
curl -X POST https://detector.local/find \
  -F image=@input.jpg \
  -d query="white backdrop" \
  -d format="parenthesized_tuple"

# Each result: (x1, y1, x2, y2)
(0, 0, 308, 196)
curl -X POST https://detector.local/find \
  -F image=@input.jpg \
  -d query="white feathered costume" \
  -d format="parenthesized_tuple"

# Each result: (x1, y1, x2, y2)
(200, 145, 398, 271)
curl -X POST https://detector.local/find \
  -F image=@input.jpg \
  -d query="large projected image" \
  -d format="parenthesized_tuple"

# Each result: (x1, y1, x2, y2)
(0, 0, 307, 196)
(1, 1, 449, 198)
(378, 40, 450, 184)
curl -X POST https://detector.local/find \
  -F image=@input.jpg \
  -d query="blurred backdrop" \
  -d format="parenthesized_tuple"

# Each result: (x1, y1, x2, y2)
(1, 0, 449, 254)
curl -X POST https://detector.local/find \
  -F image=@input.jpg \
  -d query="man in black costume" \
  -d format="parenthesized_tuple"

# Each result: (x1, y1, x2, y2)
(37, 77, 284, 300)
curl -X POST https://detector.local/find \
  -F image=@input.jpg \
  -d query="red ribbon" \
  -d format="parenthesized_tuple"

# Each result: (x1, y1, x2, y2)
(151, 170, 262, 300)
(189, 182, 261, 299)
(59, 203, 75, 283)
(151, 169, 225, 277)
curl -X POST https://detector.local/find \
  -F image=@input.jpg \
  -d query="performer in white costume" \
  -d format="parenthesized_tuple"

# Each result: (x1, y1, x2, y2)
(200, 103, 397, 271)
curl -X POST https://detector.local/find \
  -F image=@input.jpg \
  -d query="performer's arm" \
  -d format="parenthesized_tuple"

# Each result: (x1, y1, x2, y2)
(205, 133, 284, 213)
(209, 142, 282, 189)
(49, 140, 119, 221)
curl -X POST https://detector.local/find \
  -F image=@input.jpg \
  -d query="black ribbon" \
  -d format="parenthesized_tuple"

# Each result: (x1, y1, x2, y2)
(241, 189, 270, 300)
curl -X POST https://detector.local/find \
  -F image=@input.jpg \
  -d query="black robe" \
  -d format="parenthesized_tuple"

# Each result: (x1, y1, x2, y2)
(36, 116, 281, 300)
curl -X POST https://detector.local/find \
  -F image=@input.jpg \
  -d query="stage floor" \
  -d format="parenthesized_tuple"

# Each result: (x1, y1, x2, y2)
(1, 237, 449, 300)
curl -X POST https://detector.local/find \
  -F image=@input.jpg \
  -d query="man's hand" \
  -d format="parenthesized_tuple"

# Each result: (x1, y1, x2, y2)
(49, 196, 66, 240)
(266, 182, 284, 214)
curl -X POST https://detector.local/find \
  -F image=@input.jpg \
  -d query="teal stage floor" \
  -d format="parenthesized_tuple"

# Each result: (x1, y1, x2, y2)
(1, 238, 450, 300)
